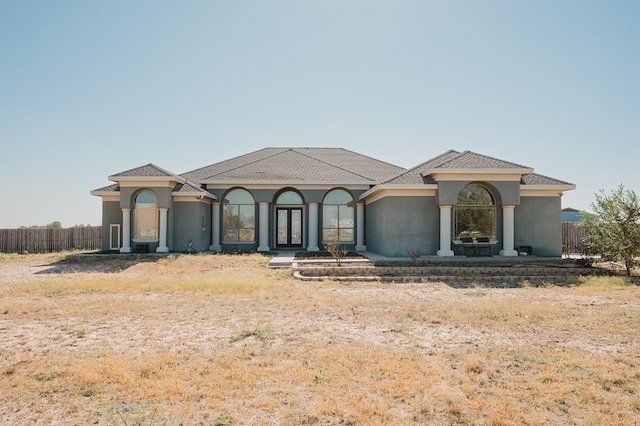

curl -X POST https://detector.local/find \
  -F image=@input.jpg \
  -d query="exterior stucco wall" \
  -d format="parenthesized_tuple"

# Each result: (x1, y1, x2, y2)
(366, 196, 440, 257)
(101, 201, 121, 252)
(436, 181, 520, 206)
(514, 196, 562, 256)
(115, 187, 175, 252)
(173, 201, 211, 252)
(209, 186, 367, 251)
(119, 186, 174, 209)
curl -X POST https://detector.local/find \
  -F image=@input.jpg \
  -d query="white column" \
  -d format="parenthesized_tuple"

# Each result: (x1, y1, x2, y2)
(156, 208, 169, 253)
(209, 201, 221, 251)
(355, 202, 366, 251)
(120, 208, 132, 253)
(500, 205, 518, 256)
(257, 202, 270, 252)
(437, 205, 455, 257)
(307, 202, 319, 251)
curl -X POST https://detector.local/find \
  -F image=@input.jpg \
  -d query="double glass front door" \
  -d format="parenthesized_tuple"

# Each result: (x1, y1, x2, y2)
(277, 208, 302, 247)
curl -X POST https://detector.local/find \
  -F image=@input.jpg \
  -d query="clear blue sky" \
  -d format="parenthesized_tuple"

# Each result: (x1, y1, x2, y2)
(1, 1, 638, 228)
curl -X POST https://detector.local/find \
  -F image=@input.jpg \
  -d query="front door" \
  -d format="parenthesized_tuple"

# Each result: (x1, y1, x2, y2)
(277, 208, 303, 248)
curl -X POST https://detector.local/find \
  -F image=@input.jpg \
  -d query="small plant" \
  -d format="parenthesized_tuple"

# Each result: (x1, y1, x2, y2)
(406, 248, 421, 266)
(233, 325, 273, 342)
(215, 415, 233, 425)
(324, 241, 349, 266)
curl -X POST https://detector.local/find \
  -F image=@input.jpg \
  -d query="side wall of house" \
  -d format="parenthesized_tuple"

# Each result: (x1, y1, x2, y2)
(366, 196, 440, 257)
(101, 201, 122, 252)
(515, 196, 562, 256)
(173, 201, 211, 252)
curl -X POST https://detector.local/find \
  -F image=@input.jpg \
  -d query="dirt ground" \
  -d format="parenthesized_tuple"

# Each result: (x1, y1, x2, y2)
(1, 253, 639, 425)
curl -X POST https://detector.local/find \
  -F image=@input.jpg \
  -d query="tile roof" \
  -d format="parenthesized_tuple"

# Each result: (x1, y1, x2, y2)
(383, 150, 570, 186)
(181, 147, 405, 184)
(521, 173, 574, 186)
(91, 183, 120, 193)
(383, 150, 461, 184)
(425, 150, 531, 170)
(172, 181, 209, 194)
(109, 163, 177, 178)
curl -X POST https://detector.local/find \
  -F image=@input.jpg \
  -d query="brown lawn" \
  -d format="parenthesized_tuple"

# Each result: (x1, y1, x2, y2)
(0, 252, 639, 425)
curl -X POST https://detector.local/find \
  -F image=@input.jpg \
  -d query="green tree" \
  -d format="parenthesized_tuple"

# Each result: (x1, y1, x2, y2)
(581, 185, 640, 276)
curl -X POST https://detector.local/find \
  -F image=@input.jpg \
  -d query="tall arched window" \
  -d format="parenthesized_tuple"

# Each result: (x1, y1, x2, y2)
(455, 185, 496, 239)
(322, 189, 354, 242)
(133, 190, 158, 240)
(223, 188, 255, 242)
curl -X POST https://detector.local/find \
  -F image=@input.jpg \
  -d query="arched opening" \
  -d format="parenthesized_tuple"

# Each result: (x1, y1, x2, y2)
(275, 190, 303, 247)
(455, 184, 496, 239)
(322, 189, 354, 243)
(276, 190, 303, 205)
(223, 188, 255, 242)
(133, 190, 158, 241)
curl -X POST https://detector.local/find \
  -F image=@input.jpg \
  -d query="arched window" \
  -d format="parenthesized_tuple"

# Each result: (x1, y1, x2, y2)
(322, 189, 354, 243)
(223, 188, 255, 242)
(133, 190, 158, 240)
(276, 190, 303, 205)
(455, 185, 496, 239)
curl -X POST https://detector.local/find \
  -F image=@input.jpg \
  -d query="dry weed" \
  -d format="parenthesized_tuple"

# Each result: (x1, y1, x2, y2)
(0, 253, 639, 424)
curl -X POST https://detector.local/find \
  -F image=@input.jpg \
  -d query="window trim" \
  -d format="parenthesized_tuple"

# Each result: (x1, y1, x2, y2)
(322, 188, 355, 244)
(222, 188, 256, 243)
(133, 190, 159, 241)
(454, 184, 497, 240)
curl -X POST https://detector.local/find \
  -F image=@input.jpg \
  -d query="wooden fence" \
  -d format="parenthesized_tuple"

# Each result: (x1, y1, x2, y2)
(562, 222, 587, 254)
(0, 226, 102, 254)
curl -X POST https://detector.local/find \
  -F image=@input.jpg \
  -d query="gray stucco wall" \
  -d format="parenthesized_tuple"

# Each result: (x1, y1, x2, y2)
(119, 186, 174, 209)
(173, 201, 211, 252)
(209, 186, 367, 251)
(101, 201, 121, 252)
(436, 181, 520, 206)
(366, 196, 440, 257)
(514, 196, 562, 256)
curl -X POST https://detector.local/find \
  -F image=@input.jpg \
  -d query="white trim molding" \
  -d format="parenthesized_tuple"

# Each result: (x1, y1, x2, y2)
(360, 185, 438, 203)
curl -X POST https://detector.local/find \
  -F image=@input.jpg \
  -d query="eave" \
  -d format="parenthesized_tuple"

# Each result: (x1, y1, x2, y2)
(360, 184, 439, 202)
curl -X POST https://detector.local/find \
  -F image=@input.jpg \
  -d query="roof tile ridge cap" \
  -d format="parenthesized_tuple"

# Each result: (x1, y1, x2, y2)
(178, 147, 275, 177)
(381, 150, 460, 183)
(523, 172, 574, 186)
(462, 150, 532, 169)
(411, 150, 462, 179)
(147, 163, 182, 177)
(332, 147, 407, 172)
(293, 148, 378, 182)
(431, 150, 467, 169)
(192, 148, 288, 181)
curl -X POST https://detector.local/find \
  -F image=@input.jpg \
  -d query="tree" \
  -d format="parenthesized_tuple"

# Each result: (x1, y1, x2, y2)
(581, 185, 640, 276)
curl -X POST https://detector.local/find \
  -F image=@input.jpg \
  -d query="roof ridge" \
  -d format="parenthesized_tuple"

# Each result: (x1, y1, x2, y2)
(381, 150, 460, 183)
(524, 171, 574, 186)
(452, 150, 531, 169)
(431, 150, 467, 169)
(194, 148, 288, 180)
(331, 147, 408, 175)
(293, 148, 378, 182)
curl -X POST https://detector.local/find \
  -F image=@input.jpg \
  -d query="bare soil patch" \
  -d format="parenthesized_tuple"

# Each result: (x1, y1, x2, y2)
(1, 252, 639, 425)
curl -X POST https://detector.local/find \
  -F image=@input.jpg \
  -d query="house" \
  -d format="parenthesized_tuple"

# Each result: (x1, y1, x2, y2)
(561, 207, 584, 223)
(91, 148, 575, 257)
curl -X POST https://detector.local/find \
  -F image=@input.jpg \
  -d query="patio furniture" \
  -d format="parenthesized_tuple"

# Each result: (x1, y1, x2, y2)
(460, 236, 477, 256)
(476, 236, 491, 256)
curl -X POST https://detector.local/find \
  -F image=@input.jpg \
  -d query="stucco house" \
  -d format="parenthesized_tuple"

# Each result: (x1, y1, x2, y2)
(91, 147, 575, 257)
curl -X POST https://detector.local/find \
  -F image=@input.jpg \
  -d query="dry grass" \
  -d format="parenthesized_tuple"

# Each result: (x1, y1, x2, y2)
(1, 253, 639, 425)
